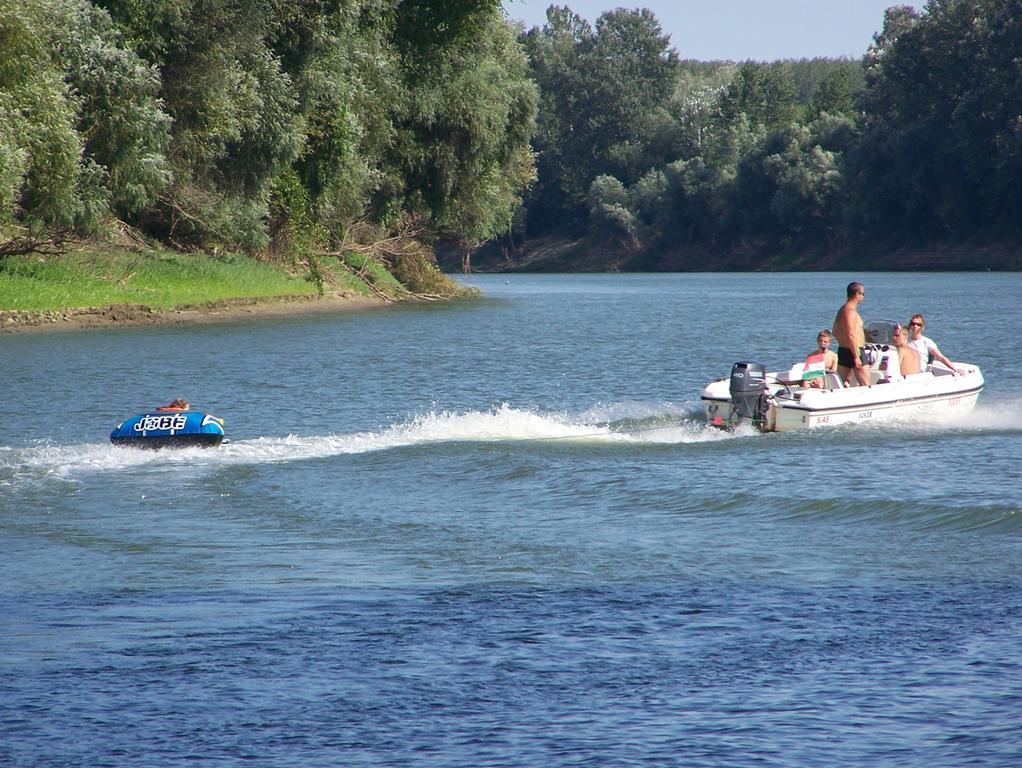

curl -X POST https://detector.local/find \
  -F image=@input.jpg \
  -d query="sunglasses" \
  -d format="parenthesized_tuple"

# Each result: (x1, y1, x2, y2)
(908, 321, 923, 327)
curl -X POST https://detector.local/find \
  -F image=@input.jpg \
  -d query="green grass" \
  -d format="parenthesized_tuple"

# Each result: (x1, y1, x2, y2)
(0, 247, 322, 311)
(0, 241, 470, 313)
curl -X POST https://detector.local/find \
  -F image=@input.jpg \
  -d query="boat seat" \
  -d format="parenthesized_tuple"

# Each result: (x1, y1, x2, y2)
(824, 372, 844, 390)
(869, 346, 903, 384)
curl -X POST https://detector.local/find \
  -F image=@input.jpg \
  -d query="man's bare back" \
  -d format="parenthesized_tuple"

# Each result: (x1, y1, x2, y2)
(833, 282, 870, 386)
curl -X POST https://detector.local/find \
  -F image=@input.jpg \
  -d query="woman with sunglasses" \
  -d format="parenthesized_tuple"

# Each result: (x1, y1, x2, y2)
(906, 314, 960, 374)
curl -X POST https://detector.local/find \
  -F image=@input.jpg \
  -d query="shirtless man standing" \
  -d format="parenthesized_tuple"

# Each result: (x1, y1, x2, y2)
(833, 281, 870, 386)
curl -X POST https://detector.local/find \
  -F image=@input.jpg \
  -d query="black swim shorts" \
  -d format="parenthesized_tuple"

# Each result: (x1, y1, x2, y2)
(837, 346, 865, 368)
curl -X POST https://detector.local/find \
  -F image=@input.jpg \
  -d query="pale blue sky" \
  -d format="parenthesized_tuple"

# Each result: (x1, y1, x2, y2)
(502, 1, 925, 61)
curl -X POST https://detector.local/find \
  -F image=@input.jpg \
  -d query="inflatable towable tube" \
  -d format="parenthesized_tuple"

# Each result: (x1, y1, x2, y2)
(110, 410, 225, 449)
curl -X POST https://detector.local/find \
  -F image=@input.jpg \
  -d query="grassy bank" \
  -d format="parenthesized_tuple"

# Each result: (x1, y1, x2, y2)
(1, 248, 309, 311)
(0, 244, 466, 314)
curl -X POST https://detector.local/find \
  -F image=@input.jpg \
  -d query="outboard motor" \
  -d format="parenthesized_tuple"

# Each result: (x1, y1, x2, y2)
(728, 361, 768, 426)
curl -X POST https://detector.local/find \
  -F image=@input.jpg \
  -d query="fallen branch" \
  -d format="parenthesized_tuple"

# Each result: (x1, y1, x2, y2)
(0, 232, 69, 258)
(333, 257, 400, 302)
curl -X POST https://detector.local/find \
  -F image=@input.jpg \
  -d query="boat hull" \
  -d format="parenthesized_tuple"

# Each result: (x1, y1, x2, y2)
(702, 365, 983, 432)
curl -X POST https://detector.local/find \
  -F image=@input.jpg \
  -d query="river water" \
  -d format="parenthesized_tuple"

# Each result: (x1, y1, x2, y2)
(2, 272, 1020, 767)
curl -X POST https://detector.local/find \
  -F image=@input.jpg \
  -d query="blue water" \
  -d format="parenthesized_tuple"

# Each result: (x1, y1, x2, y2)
(2, 273, 1021, 766)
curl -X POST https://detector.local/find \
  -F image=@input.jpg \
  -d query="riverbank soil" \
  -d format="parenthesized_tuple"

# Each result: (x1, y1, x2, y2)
(0, 293, 389, 333)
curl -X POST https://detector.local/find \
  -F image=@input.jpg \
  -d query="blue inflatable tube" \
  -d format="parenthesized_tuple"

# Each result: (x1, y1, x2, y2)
(110, 410, 225, 449)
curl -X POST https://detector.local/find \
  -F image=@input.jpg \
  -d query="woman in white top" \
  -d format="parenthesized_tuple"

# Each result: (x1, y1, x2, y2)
(906, 314, 960, 374)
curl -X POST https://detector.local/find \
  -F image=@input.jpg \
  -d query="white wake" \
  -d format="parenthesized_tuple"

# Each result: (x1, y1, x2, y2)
(0, 403, 733, 485)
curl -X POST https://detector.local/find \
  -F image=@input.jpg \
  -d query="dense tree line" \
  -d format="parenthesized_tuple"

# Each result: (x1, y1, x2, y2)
(0, 0, 537, 264)
(4, 0, 1020, 273)
(512, 1, 1022, 267)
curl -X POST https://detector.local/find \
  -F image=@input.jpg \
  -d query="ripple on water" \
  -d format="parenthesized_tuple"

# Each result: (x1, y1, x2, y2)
(2, 581, 1020, 767)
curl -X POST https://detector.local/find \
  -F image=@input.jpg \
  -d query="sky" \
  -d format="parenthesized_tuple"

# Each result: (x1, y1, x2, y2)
(501, 0, 925, 61)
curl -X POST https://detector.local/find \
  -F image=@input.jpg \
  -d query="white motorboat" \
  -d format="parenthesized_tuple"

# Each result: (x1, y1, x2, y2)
(701, 321, 984, 432)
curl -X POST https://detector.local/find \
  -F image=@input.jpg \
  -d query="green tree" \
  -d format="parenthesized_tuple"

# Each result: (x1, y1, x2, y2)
(807, 64, 859, 119)
(588, 8, 679, 183)
(99, 0, 305, 250)
(522, 6, 678, 233)
(520, 5, 595, 231)
(389, 0, 537, 245)
(654, 156, 729, 247)
(853, 0, 1022, 238)
(284, 2, 402, 237)
(56, 0, 172, 219)
(716, 61, 802, 133)
(729, 115, 853, 243)
(764, 123, 848, 239)
(588, 173, 639, 247)
(1, 0, 169, 238)
(0, 0, 83, 231)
